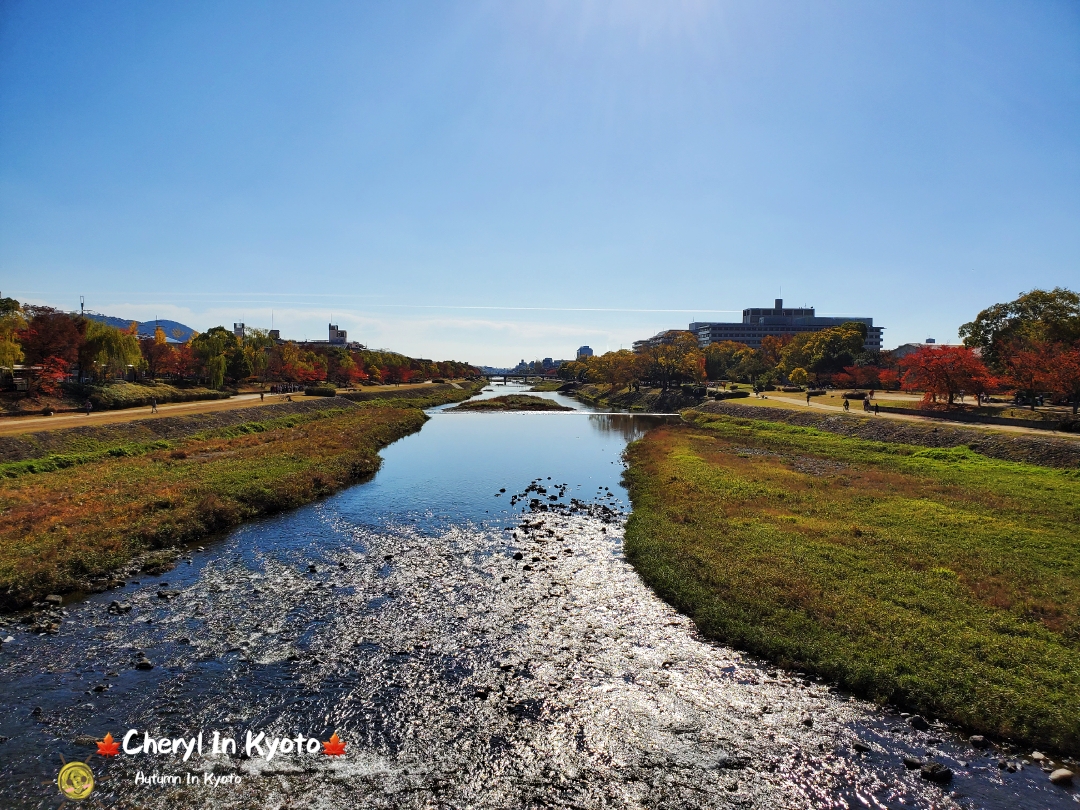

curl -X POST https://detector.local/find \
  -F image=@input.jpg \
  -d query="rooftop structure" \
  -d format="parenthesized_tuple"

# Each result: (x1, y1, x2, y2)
(329, 324, 347, 345)
(576, 345, 594, 359)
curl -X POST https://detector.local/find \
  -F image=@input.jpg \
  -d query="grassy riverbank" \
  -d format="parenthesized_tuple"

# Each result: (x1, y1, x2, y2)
(623, 411, 1080, 752)
(451, 394, 573, 412)
(0, 382, 483, 609)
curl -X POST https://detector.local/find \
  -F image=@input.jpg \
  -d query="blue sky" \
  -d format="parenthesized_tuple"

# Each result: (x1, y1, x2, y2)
(1, 1, 1077, 365)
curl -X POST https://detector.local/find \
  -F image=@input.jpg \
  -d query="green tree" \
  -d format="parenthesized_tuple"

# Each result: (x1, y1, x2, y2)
(780, 323, 867, 377)
(83, 320, 141, 380)
(959, 288, 1080, 370)
(191, 326, 239, 389)
(0, 298, 25, 375)
(703, 341, 748, 381)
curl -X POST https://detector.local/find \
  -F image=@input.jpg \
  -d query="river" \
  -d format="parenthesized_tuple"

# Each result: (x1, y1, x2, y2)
(0, 384, 1073, 809)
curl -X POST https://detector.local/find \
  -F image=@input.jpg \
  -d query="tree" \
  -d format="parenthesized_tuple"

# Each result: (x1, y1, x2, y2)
(0, 298, 25, 376)
(140, 326, 177, 378)
(703, 341, 749, 381)
(243, 328, 275, 381)
(959, 288, 1080, 370)
(83, 320, 141, 380)
(899, 346, 997, 406)
(191, 327, 239, 388)
(759, 334, 791, 368)
(1047, 343, 1080, 415)
(28, 356, 69, 398)
(20, 307, 85, 366)
(788, 367, 809, 387)
(779, 323, 867, 379)
(644, 332, 704, 389)
(595, 349, 640, 392)
(732, 347, 768, 385)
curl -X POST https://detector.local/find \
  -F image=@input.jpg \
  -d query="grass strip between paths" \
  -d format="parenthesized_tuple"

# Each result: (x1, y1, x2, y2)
(623, 411, 1080, 753)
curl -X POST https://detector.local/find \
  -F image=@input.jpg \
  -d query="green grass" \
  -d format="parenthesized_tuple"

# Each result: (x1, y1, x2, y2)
(528, 381, 564, 392)
(623, 411, 1080, 753)
(450, 394, 573, 411)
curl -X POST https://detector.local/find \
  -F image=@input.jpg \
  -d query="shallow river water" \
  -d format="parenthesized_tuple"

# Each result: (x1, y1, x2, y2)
(0, 385, 1075, 809)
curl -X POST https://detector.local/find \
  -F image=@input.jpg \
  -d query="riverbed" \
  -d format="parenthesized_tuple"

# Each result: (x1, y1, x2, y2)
(0, 385, 1073, 808)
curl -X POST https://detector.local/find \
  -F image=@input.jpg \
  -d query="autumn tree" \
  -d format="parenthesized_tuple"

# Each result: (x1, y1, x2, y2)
(140, 326, 177, 378)
(899, 346, 997, 406)
(643, 332, 704, 389)
(20, 307, 85, 367)
(1047, 343, 1080, 414)
(595, 349, 640, 392)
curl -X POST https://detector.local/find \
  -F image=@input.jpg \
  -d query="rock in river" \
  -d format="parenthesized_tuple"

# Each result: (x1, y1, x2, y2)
(1050, 769, 1074, 786)
(919, 762, 953, 784)
(907, 714, 929, 731)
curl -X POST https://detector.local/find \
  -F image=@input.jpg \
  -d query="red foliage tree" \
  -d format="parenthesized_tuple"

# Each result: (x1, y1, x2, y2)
(998, 338, 1058, 410)
(878, 369, 900, 390)
(900, 346, 997, 406)
(19, 308, 85, 366)
(29, 356, 70, 398)
(1044, 342, 1080, 415)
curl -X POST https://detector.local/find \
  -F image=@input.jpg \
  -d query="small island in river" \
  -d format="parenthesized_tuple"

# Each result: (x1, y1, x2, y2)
(451, 394, 574, 412)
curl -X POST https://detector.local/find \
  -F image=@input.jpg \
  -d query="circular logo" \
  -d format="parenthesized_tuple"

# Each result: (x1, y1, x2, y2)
(57, 761, 94, 801)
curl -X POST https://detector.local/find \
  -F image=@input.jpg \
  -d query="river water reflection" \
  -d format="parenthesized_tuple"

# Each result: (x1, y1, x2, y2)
(0, 385, 1072, 809)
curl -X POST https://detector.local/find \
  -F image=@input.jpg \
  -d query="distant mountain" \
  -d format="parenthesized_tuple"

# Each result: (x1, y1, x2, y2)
(85, 314, 195, 343)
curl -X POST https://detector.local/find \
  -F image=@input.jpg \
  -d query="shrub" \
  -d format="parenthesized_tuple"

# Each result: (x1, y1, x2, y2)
(304, 386, 337, 397)
(85, 382, 230, 410)
(681, 384, 707, 397)
(712, 390, 750, 400)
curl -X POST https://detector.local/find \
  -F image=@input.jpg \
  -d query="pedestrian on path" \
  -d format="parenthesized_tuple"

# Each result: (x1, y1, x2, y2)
(843, 398, 850, 412)
(260, 392, 264, 402)
(84, 399, 92, 416)
(806, 391, 811, 406)
(151, 398, 158, 413)
(874, 403, 879, 415)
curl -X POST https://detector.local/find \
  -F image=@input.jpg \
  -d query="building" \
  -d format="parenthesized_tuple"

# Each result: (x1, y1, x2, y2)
(576, 346, 594, 359)
(233, 322, 246, 338)
(687, 299, 883, 352)
(891, 340, 939, 360)
(329, 324, 347, 345)
(632, 330, 687, 353)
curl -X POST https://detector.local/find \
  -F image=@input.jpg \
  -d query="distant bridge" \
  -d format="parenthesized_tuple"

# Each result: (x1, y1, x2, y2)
(483, 373, 557, 383)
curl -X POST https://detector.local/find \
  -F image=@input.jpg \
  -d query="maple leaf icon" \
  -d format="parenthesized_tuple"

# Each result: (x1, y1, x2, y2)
(96, 732, 120, 756)
(322, 732, 346, 756)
